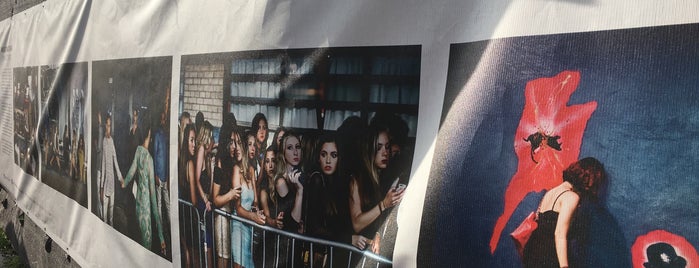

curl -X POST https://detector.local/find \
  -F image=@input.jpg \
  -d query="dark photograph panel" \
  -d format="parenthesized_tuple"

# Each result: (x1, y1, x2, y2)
(38, 63, 88, 207)
(13, 66, 39, 176)
(419, 23, 699, 267)
(178, 46, 420, 268)
(91, 57, 172, 260)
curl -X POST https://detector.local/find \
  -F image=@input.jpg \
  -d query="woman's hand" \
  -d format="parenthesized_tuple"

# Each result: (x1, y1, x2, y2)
(275, 212, 284, 229)
(288, 169, 304, 190)
(255, 209, 266, 225)
(205, 200, 212, 211)
(352, 235, 371, 250)
(382, 186, 406, 209)
(228, 186, 241, 202)
(160, 242, 167, 256)
(371, 232, 381, 254)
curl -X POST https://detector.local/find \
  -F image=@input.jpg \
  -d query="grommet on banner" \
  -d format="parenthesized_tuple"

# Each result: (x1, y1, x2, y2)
(45, 236, 52, 253)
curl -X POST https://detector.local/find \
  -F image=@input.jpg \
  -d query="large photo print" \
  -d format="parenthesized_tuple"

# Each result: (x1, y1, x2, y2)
(13, 66, 39, 176)
(419, 24, 699, 267)
(38, 62, 88, 207)
(178, 46, 420, 267)
(91, 57, 172, 260)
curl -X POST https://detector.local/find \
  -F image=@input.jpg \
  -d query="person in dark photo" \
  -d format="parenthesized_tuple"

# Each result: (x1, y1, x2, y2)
(71, 129, 78, 180)
(153, 110, 170, 230)
(127, 109, 141, 173)
(63, 124, 70, 175)
(121, 123, 167, 256)
(644, 242, 687, 268)
(78, 134, 85, 184)
(100, 115, 124, 226)
(522, 157, 607, 268)
(49, 124, 62, 170)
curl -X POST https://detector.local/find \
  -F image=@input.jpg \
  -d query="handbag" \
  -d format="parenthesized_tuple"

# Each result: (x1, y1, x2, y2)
(510, 211, 538, 258)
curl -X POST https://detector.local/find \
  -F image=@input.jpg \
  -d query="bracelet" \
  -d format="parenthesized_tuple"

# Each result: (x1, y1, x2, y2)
(378, 203, 384, 214)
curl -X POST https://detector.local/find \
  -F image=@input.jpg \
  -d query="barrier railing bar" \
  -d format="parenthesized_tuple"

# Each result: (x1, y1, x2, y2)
(179, 199, 392, 266)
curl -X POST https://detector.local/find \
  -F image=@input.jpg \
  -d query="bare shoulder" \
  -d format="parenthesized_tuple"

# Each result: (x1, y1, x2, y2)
(560, 191, 580, 207)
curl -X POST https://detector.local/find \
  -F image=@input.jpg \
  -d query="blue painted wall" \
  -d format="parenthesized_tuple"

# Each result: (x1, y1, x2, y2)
(420, 23, 699, 267)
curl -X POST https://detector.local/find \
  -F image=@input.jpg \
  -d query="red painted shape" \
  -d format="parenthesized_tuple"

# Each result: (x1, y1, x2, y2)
(489, 71, 598, 253)
(631, 230, 699, 268)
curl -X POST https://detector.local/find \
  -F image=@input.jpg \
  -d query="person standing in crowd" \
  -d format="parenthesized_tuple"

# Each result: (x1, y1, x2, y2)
(179, 123, 197, 268)
(523, 157, 607, 268)
(259, 146, 281, 229)
(100, 115, 123, 226)
(71, 129, 78, 180)
(369, 113, 411, 259)
(94, 112, 105, 214)
(305, 134, 353, 266)
(348, 124, 405, 254)
(153, 111, 170, 231)
(258, 145, 287, 266)
(212, 117, 241, 268)
(195, 120, 215, 268)
(271, 126, 286, 152)
(121, 123, 167, 256)
(178, 112, 191, 155)
(245, 131, 260, 182)
(78, 134, 85, 184)
(49, 124, 61, 170)
(127, 109, 140, 174)
(251, 113, 268, 160)
(232, 127, 265, 268)
(274, 131, 305, 233)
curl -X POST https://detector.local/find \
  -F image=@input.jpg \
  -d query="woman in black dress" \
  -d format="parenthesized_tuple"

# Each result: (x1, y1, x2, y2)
(523, 157, 607, 268)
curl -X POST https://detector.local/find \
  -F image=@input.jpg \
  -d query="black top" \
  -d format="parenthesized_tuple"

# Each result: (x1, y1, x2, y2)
(260, 176, 301, 233)
(523, 190, 581, 268)
(305, 171, 352, 243)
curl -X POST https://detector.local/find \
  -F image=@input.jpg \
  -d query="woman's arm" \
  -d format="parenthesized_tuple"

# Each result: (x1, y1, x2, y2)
(251, 166, 259, 207)
(348, 177, 380, 233)
(554, 192, 580, 268)
(349, 177, 405, 234)
(187, 161, 197, 206)
(194, 146, 210, 210)
(259, 189, 281, 228)
(212, 184, 226, 208)
(122, 148, 139, 187)
(287, 170, 304, 226)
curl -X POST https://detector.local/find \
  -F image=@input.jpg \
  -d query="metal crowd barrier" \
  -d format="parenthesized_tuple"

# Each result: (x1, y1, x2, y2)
(179, 199, 393, 268)
(179, 199, 208, 268)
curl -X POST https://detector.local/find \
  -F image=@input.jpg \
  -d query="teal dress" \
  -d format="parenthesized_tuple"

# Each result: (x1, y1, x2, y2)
(124, 145, 165, 250)
(232, 183, 254, 267)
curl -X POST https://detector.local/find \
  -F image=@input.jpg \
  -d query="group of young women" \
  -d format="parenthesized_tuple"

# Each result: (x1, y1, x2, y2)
(179, 111, 411, 268)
